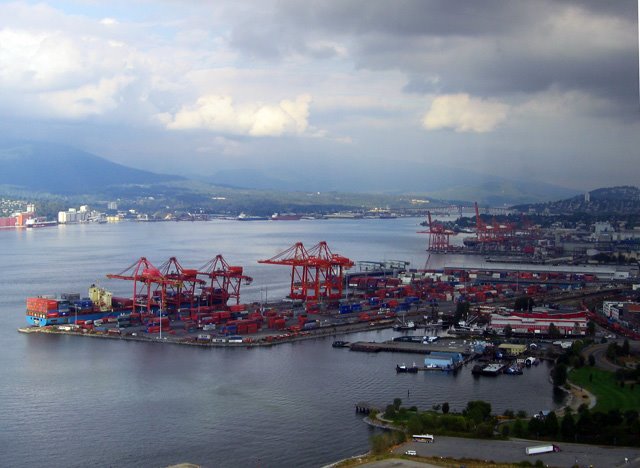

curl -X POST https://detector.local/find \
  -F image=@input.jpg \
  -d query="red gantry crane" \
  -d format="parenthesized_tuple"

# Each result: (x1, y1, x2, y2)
(107, 257, 181, 314)
(474, 202, 494, 244)
(418, 211, 456, 252)
(306, 241, 355, 299)
(158, 256, 205, 312)
(198, 255, 253, 308)
(473, 202, 518, 245)
(258, 242, 353, 301)
(258, 242, 312, 300)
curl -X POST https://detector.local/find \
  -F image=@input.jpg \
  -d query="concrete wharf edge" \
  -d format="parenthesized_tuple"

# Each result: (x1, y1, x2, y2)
(17, 320, 398, 348)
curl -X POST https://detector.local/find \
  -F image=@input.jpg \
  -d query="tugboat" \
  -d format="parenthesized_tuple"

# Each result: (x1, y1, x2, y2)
(332, 340, 350, 348)
(396, 362, 419, 373)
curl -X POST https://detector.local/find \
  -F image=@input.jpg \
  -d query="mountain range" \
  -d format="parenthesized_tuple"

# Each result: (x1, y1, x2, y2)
(0, 141, 578, 205)
(0, 142, 180, 195)
(514, 186, 640, 215)
(206, 164, 578, 205)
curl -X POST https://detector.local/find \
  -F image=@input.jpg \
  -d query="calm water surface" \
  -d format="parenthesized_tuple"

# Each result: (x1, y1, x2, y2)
(0, 219, 562, 467)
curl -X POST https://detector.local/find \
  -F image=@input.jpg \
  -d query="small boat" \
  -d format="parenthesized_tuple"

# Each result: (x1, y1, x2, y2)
(505, 364, 523, 375)
(393, 315, 416, 331)
(396, 363, 419, 373)
(332, 340, 350, 348)
(525, 357, 538, 367)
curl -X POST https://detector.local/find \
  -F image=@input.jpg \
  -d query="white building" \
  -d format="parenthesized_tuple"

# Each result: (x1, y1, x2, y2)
(489, 310, 587, 335)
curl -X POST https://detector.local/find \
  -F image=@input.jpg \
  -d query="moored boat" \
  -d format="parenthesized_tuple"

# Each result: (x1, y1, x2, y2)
(271, 212, 302, 221)
(396, 362, 419, 373)
(332, 340, 350, 348)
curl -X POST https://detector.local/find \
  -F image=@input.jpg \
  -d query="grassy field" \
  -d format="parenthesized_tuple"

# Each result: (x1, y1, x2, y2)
(569, 366, 640, 412)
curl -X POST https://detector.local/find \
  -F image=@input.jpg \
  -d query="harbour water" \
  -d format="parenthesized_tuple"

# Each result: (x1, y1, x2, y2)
(0, 219, 563, 467)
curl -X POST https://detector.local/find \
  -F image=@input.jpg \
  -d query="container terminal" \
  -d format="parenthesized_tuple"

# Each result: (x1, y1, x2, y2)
(19, 237, 640, 346)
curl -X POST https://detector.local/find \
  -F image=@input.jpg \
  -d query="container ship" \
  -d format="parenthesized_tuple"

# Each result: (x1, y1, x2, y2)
(26, 286, 129, 326)
(271, 212, 302, 221)
(237, 212, 269, 221)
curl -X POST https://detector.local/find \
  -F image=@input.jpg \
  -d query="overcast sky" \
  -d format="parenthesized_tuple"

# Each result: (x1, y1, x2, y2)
(0, 0, 638, 190)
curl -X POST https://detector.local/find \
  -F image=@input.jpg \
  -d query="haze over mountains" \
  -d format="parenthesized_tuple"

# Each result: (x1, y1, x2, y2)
(516, 186, 640, 215)
(0, 141, 578, 205)
(0, 142, 180, 195)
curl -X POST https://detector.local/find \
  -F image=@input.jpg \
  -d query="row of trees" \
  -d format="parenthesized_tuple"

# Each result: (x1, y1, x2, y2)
(505, 407, 640, 447)
(399, 400, 496, 439)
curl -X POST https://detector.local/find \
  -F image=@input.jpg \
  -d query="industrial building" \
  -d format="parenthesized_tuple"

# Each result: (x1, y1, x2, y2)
(424, 351, 464, 370)
(498, 343, 527, 356)
(489, 310, 588, 336)
(603, 301, 640, 327)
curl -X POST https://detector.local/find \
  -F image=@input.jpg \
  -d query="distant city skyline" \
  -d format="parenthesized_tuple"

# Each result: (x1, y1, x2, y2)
(0, 1, 638, 190)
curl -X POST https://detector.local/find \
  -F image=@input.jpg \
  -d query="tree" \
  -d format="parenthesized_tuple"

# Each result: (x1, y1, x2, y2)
(544, 411, 559, 438)
(588, 354, 596, 366)
(576, 409, 594, 440)
(513, 419, 526, 437)
(370, 432, 405, 454)
(442, 402, 450, 414)
(561, 413, 576, 440)
(515, 296, 535, 312)
(384, 404, 397, 419)
(463, 400, 492, 424)
(553, 363, 568, 387)
(528, 417, 545, 437)
(587, 320, 596, 336)
(407, 414, 424, 435)
(548, 323, 560, 338)
(622, 339, 630, 356)
(393, 398, 402, 410)
(504, 324, 513, 338)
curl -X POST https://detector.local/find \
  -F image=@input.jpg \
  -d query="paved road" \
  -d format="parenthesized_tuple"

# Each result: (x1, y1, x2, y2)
(392, 436, 640, 467)
(583, 340, 640, 373)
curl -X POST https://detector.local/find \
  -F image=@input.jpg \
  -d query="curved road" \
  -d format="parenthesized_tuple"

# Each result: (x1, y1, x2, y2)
(582, 340, 640, 372)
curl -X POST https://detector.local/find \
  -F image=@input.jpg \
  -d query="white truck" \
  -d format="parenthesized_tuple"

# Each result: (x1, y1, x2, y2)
(525, 444, 560, 455)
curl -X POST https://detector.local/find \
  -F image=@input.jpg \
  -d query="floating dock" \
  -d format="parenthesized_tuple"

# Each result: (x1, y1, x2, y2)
(348, 340, 470, 356)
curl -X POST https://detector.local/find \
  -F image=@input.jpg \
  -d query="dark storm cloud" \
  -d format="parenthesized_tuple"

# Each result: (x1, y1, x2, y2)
(229, 0, 638, 113)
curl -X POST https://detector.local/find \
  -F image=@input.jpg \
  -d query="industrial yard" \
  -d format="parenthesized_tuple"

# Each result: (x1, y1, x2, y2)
(19, 207, 640, 349)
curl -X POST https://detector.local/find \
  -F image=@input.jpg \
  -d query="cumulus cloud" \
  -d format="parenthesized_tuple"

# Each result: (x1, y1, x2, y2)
(100, 18, 118, 26)
(422, 94, 509, 133)
(161, 94, 312, 137)
(39, 75, 135, 119)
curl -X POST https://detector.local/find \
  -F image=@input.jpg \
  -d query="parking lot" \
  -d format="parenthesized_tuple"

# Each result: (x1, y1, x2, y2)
(394, 436, 640, 467)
